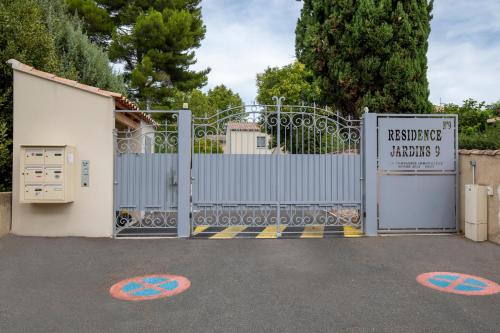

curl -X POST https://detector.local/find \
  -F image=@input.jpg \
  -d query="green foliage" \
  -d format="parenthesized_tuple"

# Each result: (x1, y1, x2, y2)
(65, 0, 114, 47)
(170, 89, 210, 118)
(0, 0, 62, 191)
(68, 1, 209, 106)
(206, 85, 245, 125)
(441, 99, 493, 136)
(0, 119, 12, 192)
(296, 0, 434, 116)
(0, 0, 125, 191)
(37, 0, 126, 94)
(256, 61, 320, 105)
(193, 138, 223, 154)
(256, 62, 333, 153)
(458, 128, 499, 150)
(170, 85, 244, 122)
(207, 85, 244, 113)
(438, 99, 499, 149)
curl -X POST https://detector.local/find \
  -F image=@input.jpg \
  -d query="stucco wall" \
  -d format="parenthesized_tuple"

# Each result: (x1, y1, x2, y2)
(459, 151, 500, 245)
(0, 192, 11, 237)
(11, 71, 115, 237)
(226, 131, 273, 154)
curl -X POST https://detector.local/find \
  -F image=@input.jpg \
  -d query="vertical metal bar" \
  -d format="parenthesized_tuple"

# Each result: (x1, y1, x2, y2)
(274, 97, 283, 237)
(112, 127, 117, 237)
(177, 109, 192, 238)
(359, 117, 365, 233)
(454, 115, 459, 233)
(363, 112, 378, 236)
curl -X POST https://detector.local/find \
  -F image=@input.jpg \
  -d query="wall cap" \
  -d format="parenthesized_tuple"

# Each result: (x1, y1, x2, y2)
(459, 149, 500, 156)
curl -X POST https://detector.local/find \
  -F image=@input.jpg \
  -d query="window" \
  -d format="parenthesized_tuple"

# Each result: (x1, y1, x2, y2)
(256, 136, 266, 148)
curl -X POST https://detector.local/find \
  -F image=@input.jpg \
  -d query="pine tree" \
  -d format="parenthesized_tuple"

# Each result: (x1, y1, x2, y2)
(66, 0, 209, 107)
(296, 0, 433, 116)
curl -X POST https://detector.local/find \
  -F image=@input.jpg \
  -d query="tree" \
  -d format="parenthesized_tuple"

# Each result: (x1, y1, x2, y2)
(0, 0, 125, 191)
(296, 0, 433, 116)
(206, 85, 244, 126)
(0, 0, 61, 191)
(256, 62, 338, 154)
(438, 99, 499, 149)
(65, 0, 114, 47)
(67, 1, 210, 107)
(38, 0, 126, 94)
(170, 85, 243, 119)
(170, 89, 211, 119)
(256, 61, 320, 106)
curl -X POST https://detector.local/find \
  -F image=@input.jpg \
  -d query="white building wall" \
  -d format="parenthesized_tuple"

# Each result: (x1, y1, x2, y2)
(11, 71, 115, 237)
(225, 131, 273, 154)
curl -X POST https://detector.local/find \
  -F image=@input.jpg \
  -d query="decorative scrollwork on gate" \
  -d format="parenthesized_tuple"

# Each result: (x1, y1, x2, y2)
(115, 113, 178, 154)
(191, 99, 363, 235)
(192, 204, 278, 227)
(115, 210, 177, 232)
(280, 204, 361, 227)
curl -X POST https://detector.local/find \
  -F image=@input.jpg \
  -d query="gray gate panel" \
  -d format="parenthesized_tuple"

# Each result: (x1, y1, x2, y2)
(192, 154, 361, 203)
(379, 175, 456, 230)
(115, 153, 178, 211)
(191, 102, 363, 234)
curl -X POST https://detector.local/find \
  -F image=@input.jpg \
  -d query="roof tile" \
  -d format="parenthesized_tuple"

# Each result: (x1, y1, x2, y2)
(226, 122, 261, 131)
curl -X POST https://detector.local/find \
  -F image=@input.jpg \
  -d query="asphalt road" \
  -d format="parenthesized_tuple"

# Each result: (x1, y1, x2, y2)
(0, 235, 499, 332)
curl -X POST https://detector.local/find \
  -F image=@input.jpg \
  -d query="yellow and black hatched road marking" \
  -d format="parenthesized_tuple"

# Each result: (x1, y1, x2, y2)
(192, 225, 363, 239)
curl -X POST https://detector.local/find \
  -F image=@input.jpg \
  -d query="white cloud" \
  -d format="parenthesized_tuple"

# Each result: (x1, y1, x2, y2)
(428, 0, 500, 105)
(192, 0, 500, 105)
(192, 0, 302, 103)
(428, 42, 500, 105)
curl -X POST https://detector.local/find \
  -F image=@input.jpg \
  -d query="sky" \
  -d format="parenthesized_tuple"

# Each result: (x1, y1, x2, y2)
(192, 0, 500, 106)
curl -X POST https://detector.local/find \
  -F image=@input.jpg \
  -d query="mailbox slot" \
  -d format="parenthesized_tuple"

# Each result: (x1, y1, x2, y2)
(24, 167, 45, 183)
(25, 185, 44, 201)
(44, 185, 64, 201)
(45, 167, 64, 183)
(45, 148, 64, 165)
(24, 148, 44, 165)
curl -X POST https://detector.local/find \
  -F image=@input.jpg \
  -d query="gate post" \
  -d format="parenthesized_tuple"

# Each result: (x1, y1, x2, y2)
(363, 113, 378, 236)
(177, 109, 192, 238)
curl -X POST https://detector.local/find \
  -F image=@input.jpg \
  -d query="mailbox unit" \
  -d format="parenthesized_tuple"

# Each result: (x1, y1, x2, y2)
(20, 145, 76, 203)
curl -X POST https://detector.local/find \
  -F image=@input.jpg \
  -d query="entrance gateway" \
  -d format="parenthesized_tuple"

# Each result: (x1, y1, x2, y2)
(113, 100, 458, 238)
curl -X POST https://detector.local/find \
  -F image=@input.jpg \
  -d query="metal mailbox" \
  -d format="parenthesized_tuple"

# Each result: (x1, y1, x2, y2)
(20, 145, 76, 203)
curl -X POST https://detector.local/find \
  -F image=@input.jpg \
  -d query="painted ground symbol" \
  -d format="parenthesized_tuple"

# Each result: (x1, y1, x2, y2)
(110, 274, 190, 301)
(417, 272, 500, 296)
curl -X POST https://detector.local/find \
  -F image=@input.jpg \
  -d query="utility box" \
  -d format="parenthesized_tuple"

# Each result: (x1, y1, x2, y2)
(464, 184, 488, 241)
(20, 145, 76, 203)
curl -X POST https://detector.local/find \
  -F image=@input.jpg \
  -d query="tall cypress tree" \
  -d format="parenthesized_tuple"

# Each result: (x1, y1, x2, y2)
(296, 0, 433, 116)
(66, 0, 209, 107)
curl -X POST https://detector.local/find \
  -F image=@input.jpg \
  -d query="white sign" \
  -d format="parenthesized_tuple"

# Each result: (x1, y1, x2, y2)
(378, 117, 456, 171)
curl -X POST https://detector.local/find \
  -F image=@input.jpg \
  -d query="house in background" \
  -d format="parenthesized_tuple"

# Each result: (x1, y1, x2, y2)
(224, 122, 274, 154)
